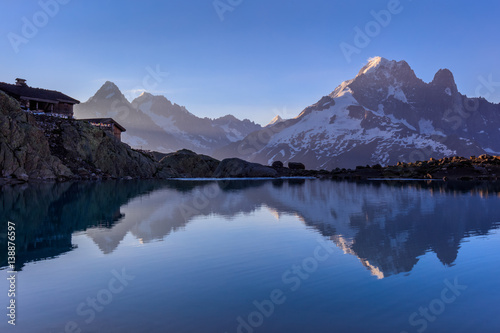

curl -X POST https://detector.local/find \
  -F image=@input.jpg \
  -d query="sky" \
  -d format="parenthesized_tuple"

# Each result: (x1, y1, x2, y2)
(1, 0, 499, 125)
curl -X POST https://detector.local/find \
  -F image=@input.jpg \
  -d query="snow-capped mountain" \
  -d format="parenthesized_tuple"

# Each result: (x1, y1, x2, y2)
(215, 57, 499, 169)
(74, 82, 261, 154)
(265, 115, 285, 127)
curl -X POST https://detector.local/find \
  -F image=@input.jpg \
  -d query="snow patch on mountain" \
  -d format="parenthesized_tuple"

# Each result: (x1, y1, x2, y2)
(386, 85, 408, 103)
(219, 124, 244, 142)
(359, 57, 394, 76)
(418, 119, 445, 136)
(122, 133, 148, 147)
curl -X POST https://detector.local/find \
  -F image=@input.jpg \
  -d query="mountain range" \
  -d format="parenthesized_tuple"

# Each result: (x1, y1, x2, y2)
(74, 82, 262, 154)
(75, 57, 500, 169)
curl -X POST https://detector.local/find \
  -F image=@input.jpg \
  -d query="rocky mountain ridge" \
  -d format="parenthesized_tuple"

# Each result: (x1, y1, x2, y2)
(74, 82, 262, 154)
(215, 57, 500, 169)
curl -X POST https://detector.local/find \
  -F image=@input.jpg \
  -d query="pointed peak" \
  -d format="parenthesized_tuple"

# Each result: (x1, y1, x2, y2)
(101, 81, 119, 91)
(431, 68, 455, 84)
(355, 57, 414, 79)
(85, 81, 125, 103)
(139, 91, 153, 98)
(94, 81, 122, 96)
(357, 57, 391, 76)
(431, 68, 457, 93)
(266, 115, 284, 127)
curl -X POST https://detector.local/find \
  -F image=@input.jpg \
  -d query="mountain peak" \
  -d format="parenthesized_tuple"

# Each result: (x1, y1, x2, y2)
(101, 81, 120, 91)
(357, 56, 391, 76)
(431, 68, 458, 94)
(139, 91, 153, 98)
(266, 115, 284, 127)
(356, 57, 414, 80)
(85, 81, 124, 103)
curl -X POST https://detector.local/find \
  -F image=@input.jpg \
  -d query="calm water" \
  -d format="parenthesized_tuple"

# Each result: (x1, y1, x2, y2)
(1, 179, 500, 333)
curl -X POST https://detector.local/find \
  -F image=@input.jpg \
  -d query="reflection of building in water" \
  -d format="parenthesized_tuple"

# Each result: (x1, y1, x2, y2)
(10, 233, 75, 271)
(0, 180, 164, 270)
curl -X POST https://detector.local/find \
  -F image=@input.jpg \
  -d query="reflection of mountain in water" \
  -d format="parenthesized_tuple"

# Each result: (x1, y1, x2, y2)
(2, 180, 500, 278)
(0, 181, 166, 270)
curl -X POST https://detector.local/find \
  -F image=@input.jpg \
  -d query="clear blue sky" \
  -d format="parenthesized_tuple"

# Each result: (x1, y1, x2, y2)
(1, 0, 499, 125)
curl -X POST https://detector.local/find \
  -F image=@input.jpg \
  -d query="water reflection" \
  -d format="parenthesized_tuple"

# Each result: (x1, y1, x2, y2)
(1, 180, 499, 278)
(0, 180, 166, 270)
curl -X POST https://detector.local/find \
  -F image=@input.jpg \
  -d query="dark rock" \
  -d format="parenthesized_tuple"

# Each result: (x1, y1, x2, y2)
(159, 149, 219, 178)
(213, 158, 278, 178)
(272, 161, 284, 168)
(288, 162, 305, 170)
(0, 91, 72, 179)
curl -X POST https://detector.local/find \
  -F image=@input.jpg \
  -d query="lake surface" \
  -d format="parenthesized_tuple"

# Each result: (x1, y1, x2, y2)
(1, 179, 500, 333)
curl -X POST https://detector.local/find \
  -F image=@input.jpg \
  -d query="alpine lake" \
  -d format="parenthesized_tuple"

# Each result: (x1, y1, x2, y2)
(1, 179, 500, 333)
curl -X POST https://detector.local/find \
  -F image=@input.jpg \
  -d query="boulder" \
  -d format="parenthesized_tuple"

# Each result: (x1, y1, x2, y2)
(159, 149, 220, 178)
(288, 162, 305, 170)
(272, 161, 284, 168)
(213, 158, 278, 178)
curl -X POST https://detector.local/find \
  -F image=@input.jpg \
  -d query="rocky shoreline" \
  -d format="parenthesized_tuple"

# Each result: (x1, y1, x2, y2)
(332, 155, 500, 181)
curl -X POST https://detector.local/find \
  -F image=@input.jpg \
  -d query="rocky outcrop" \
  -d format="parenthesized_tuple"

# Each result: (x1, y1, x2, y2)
(288, 162, 305, 170)
(37, 114, 167, 179)
(1, 93, 286, 182)
(0, 91, 72, 180)
(332, 155, 500, 181)
(159, 149, 220, 178)
(0, 92, 174, 181)
(272, 161, 284, 168)
(213, 158, 278, 178)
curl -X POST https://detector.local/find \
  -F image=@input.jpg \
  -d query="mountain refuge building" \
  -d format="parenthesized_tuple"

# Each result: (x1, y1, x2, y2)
(0, 78, 126, 142)
(0, 78, 80, 117)
(79, 118, 126, 141)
